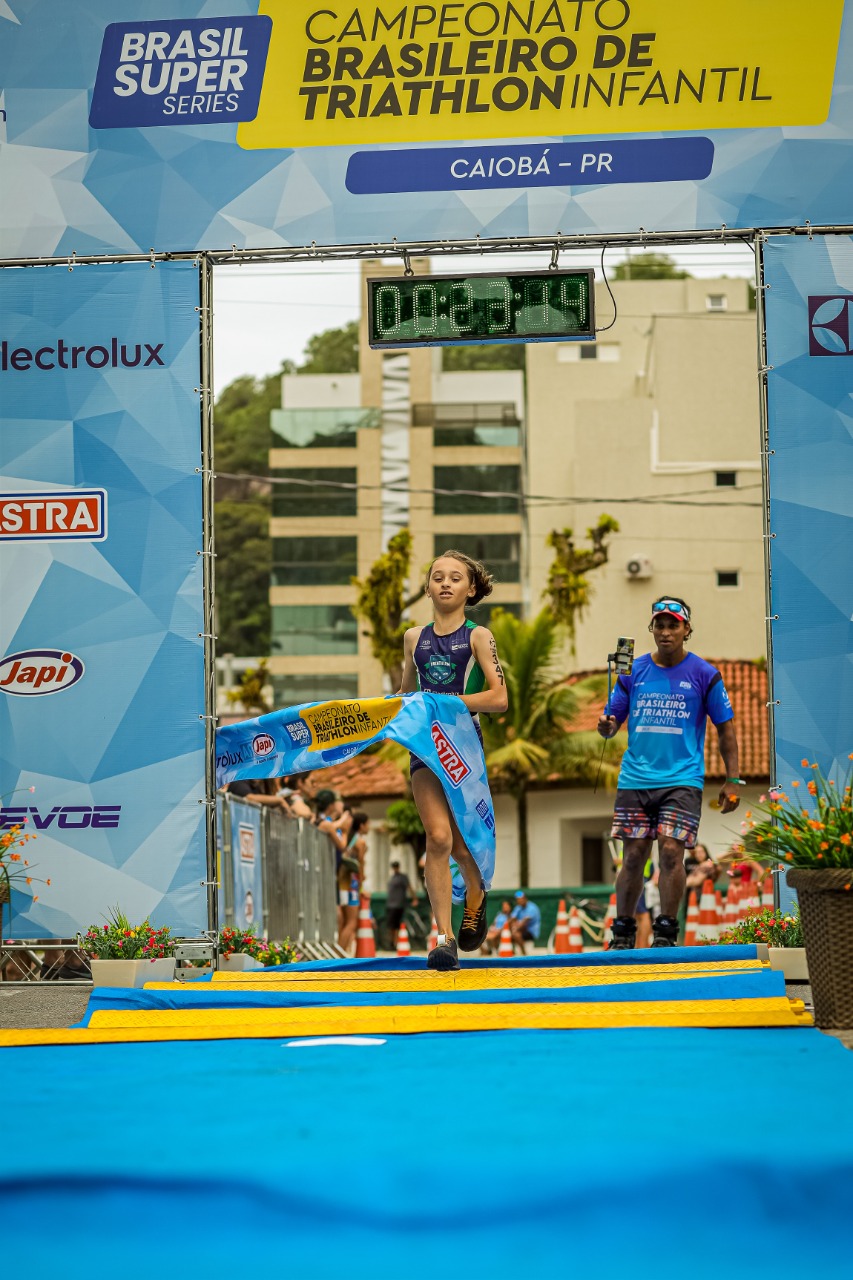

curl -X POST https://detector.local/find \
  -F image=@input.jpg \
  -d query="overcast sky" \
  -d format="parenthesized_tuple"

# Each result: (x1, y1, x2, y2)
(211, 243, 756, 396)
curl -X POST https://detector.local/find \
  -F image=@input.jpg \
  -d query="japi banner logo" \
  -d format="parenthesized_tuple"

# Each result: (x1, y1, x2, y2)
(0, 650, 85, 697)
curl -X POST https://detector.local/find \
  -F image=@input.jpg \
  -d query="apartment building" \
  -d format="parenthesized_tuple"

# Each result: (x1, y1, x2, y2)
(267, 259, 525, 703)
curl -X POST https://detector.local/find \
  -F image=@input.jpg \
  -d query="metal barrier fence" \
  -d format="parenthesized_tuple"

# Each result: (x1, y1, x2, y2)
(217, 795, 340, 958)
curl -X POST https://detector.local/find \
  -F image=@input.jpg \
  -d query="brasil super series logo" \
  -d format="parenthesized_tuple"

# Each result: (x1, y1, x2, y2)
(89, 16, 273, 129)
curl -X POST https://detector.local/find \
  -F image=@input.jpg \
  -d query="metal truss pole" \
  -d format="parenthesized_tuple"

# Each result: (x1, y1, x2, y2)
(198, 253, 219, 939)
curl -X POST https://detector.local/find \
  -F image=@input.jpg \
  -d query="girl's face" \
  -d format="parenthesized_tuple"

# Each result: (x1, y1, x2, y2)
(427, 557, 474, 610)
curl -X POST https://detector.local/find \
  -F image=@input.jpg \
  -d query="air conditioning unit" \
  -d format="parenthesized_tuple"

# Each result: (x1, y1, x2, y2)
(625, 556, 653, 580)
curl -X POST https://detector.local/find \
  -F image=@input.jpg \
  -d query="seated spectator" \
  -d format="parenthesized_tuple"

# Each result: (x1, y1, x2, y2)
(227, 777, 293, 816)
(509, 890, 541, 952)
(480, 898, 515, 955)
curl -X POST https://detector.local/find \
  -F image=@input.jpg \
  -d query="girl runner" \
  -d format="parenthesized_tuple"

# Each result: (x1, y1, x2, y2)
(398, 550, 508, 971)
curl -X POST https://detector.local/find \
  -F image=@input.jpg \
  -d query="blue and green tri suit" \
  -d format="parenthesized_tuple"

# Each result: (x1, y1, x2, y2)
(409, 619, 485, 776)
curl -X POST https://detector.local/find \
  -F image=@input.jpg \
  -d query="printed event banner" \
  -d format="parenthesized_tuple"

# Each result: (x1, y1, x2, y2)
(216, 692, 496, 900)
(763, 234, 853, 908)
(0, 261, 207, 938)
(229, 800, 265, 932)
(0, 1, 852, 254)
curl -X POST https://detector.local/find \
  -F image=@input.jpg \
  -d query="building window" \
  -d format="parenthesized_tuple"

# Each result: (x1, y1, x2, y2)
(271, 673, 359, 706)
(557, 343, 619, 363)
(414, 402, 521, 447)
(706, 294, 728, 311)
(271, 605, 358, 656)
(433, 465, 521, 515)
(271, 468, 357, 518)
(464, 600, 522, 627)
(716, 570, 740, 588)
(271, 407, 379, 449)
(579, 343, 597, 360)
(581, 835, 606, 884)
(433, 532, 520, 583)
(715, 471, 737, 487)
(271, 536, 358, 587)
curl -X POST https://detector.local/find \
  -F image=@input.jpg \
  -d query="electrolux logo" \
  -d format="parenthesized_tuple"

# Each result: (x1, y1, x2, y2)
(808, 296, 853, 355)
(0, 490, 107, 541)
(89, 17, 272, 129)
(0, 338, 164, 373)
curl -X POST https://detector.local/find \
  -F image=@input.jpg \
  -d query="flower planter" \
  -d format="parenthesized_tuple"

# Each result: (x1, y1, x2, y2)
(217, 953, 264, 972)
(89, 958, 175, 988)
(787, 868, 853, 1027)
(767, 946, 809, 981)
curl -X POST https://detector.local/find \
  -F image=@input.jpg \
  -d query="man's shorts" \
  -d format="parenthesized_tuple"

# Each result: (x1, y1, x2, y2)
(611, 786, 703, 849)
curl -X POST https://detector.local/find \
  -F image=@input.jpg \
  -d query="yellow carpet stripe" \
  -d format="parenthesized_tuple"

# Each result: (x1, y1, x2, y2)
(147, 961, 764, 995)
(0, 997, 811, 1047)
(206, 959, 763, 985)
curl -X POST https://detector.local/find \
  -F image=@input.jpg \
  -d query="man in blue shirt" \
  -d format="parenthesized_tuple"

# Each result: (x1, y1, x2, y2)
(510, 890, 541, 950)
(597, 596, 742, 948)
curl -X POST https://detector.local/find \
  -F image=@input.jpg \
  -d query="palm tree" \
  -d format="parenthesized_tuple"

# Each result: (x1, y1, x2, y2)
(481, 609, 622, 885)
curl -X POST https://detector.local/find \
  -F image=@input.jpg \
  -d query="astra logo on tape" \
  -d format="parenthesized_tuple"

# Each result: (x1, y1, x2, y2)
(90, 17, 273, 128)
(430, 723, 470, 787)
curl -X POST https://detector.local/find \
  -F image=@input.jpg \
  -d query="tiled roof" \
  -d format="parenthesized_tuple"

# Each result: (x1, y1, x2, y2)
(311, 753, 407, 800)
(563, 658, 769, 781)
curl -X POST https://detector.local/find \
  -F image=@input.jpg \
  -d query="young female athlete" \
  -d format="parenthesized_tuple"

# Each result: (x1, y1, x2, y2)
(398, 550, 508, 971)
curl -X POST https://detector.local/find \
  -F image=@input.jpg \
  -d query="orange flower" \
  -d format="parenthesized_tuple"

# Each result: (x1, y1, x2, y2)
(840, 833, 852, 846)
(821, 841, 829, 850)
(792, 781, 800, 788)
(785, 854, 794, 862)
(807, 781, 817, 796)
(801, 758, 809, 767)
(46, 878, 51, 886)
(817, 853, 824, 860)
(25, 877, 32, 885)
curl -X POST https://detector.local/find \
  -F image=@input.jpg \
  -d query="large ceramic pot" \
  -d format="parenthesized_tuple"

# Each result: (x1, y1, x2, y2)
(787, 868, 853, 1027)
(89, 957, 175, 987)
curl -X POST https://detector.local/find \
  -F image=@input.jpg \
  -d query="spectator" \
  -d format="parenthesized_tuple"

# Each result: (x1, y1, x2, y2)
(227, 777, 293, 816)
(509, 890, 541, 952)
(338, 812, 369, 953)
(386, 859, 419, 949)
(480, 898, 514, 955)
(277, 774, 314, 819)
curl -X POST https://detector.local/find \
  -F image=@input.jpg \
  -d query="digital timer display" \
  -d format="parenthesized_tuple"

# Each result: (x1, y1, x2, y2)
(367, 269, 595, 349)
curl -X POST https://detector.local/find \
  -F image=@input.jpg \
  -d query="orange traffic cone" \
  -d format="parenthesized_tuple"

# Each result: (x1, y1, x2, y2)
(683, 890, 699, 946)
(567, 906, 584, 954)
(602, 892, 617, 950)
(355, 895, 376, 958)
(761, 874, 774, 908)
(498, 921, 514, 958)
(553, 898, 570, 954)
(427, 918, 438, 952)
(696, 878, 718, 943)
(724, 883, 740, 931)
(715, 889, 724, 929)
(396, 922, 411, 957)
(742, 880, 761, 917)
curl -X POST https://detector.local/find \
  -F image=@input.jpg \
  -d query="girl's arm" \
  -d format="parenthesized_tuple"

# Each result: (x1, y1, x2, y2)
(462, 627, 509, 715)
(317, 819, 348, 852)
(397, 626, 422, 694)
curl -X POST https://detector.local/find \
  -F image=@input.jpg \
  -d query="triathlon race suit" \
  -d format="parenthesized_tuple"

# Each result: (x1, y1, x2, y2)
(410, 620, 485, 776)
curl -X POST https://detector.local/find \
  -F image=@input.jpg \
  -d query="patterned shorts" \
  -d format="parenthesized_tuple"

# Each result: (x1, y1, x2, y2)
(611, 786, 703, 849)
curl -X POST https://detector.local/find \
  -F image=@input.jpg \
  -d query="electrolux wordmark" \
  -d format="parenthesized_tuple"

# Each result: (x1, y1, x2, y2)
(89, 16, 273, 128)
(0, 339, 164, 373)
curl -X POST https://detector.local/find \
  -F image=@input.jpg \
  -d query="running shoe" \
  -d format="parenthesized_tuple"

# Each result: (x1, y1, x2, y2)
(651, 915, 680, 948)
(608, 916, 637, 950)
(458, 888, 488, 951)
(427, 935, 460, 971)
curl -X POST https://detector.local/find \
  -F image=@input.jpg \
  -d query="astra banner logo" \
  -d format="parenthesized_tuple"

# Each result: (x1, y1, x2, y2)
(89, 17, 272, 128)
(0, 805, 122, 831)
(430, 723, 470, 787)
(0, 338, 164, 372)
(808, 296, 853, 355)
(0, 490, 107, 541)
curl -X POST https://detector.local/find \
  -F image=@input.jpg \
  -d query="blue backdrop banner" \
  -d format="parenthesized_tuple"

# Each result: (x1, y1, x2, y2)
(228, 800, 264, 933)
(216, 692, 496, 900)
(0, 261, 207, 937)
(763, 234, 853, 906)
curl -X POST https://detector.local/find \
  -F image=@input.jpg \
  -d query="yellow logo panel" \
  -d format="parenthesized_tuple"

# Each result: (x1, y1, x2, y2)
(239, 0, 843, 150)
(301, 697, 402, 750)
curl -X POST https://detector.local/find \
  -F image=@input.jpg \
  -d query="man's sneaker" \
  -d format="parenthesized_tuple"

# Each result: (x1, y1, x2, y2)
(651, 915, 680, 948)
(458, 887, 488, 952)
(609, 916, 637, 950)
(427, 935, 460, 971)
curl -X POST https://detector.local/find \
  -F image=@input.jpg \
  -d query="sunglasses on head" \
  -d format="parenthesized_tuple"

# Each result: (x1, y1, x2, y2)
(652, 600, 690, 620)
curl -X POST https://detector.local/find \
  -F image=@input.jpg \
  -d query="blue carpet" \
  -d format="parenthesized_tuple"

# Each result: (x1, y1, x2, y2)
(270, 943, 757, 973)
(2, 1026, 850, 1272)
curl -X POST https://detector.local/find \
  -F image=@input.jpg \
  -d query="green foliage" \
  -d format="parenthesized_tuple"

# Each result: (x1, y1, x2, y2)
(215, 370, 290, 488)
(214, 499, 271, 655)
(298, 319, 360, 374)
(612, 253, 689, 280)
(482, 609, 622, 883)
(543, 516, 620, 649)
(716, 906, 803, 949)
(386, 799, 426, 842)
(351, 528, 421, 686)
(741, 757, 853, 868)
(219, 926, 299, 965)
(441, 344, 525, 371)
(82, 908, 173, 960)
(226, 659, 271, 715)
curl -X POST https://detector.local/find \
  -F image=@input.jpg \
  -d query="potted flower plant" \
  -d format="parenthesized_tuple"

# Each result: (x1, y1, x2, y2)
(81, 908, 175, 987)
(0, 788, 49, 930)
(740, 755, 853, 1027)
(217, 926, 299, 970)
(716, 905, 807, 981)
